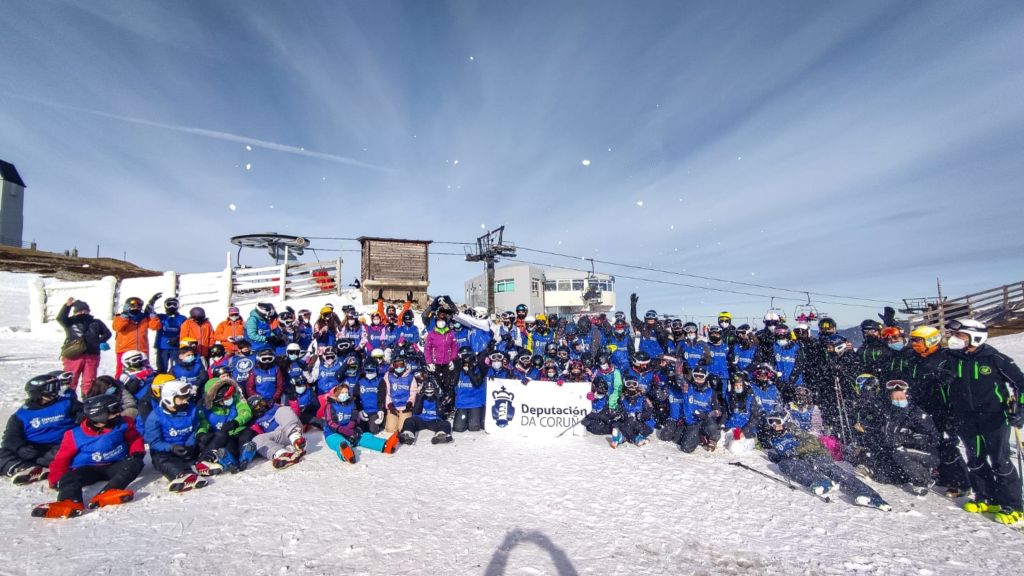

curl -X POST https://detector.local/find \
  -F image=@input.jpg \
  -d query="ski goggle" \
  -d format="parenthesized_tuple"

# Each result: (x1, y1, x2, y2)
(683, 325, 697, 334)
(885, 379, 909, 391)
(766, 415, 787, 427)
(624, 379, 639, 390)
(855, 374, 879, 389)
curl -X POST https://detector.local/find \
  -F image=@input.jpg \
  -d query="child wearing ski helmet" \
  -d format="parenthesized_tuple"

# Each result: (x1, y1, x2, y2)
(246, 347, 284, 404)
(247, 396, 305, 469)
(678, 366, 722, 453)
(722, 372, 761, 454)
(145, 379, 223, 492)
(207, 343, 230, 379)
(750, 363, 783, 446)
(593, 353, 624, 410)
(55, 298, 112, 395)
(561, 360, 590, 383)
(35, 394, 145, 518)
(538, 359, 561, 383)
(364, 311, 388, 352)
(356, 359, 387, 434)
(452, 347, 486, 433)
(731, 326, 758, 373)
(197, 378, 256, 473)
(680, 322, 710, 371)
(86, 375, 138, 421)
(1, 372, 81, 486)
(624, 351, 658, 394)
(762, 411, 891, 510)
(611, 379, 654, 448)
(313, 306, 340, 351)
(581, 377, 614, 435)
(384, 357, 419, 433)
(399, 375, 453, 445)
(171, 341, 207, 388)
(154, 297, 186, 373)
(180, 307, 215, 361)
(118, 350, 154, 426)
(112, 294, 162, 378)
(245, 302, 283, 350)
(605, 320, 633, 371)
(655, 372, 689, 443)
(486, 351, 512, 380)
(322, 383, 399, 464)
(511, 352, 535, 383)
(629, 295, 667, 359)
(788, 386, 823, 435)
(705, 327, 731, 384)
(285, 374, 321, 429)
(310, 347, 343, 395)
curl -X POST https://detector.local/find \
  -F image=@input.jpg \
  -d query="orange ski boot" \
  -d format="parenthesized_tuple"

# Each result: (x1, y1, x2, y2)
(31, 500, 85, 519)
(88, 489, 135, 509)
(382, 433, 399, 454)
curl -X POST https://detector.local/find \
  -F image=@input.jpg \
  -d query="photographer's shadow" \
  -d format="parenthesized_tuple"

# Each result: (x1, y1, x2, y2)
(484, 528, 578, 576)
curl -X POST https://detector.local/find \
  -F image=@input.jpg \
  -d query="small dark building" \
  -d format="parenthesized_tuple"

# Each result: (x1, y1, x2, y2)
(358, 236, 432, 306)
(0, 160, 26, 248)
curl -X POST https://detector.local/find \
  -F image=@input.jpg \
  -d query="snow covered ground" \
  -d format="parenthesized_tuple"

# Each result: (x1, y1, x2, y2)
(0, 271, 1022, 575)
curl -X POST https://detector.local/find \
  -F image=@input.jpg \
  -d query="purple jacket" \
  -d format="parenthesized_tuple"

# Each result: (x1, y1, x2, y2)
(424, 329, 458, 365)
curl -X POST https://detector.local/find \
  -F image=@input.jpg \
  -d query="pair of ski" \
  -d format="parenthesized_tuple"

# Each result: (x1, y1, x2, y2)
(728, 461, 833, 503)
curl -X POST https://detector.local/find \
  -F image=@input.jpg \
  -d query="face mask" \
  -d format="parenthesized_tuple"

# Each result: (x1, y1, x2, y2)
(365, 372, 377, 380)
(732, 385, 744, 394)
(594, 393, 606, 399)
(104, 387, 116, 396)
(888, 342, 905, 351)
(685, 333, 696, 341)
(891, 399, 909, 408)
(600, 363, 610, 371)
(776, 339, 789, 346)
(230, 315, 240, 321)
(295, 386, 307, 394)
(338, 393, 350, 402)
(492, 361, 503, 369)
(348, 319, 357, 326)
(709, 335, 721, 344)
(947, 337, 967, 350)
(394, 367, 406, 374)
(372, 319, 381, 326)
(719, 321, 730, 328)
(436, 321, 447, 329)
(221, 397, 234, 407)
(287, 353, 300, 360)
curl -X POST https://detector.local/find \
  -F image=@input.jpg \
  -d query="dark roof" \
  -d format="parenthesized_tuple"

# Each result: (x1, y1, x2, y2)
(357, 236, 432, 245)
(0, 160, 25, 187)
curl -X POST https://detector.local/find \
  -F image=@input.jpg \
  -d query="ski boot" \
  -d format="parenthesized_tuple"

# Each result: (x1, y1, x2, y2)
(88, 489, 134, 509)
(431, 431, 453, 445)
(399, 431, 416, 445)
(194, 458, 223, 477)
(635, 435, 650, 447)
(337, 442, 357, 464)
(288, 431, 307, 453)
(609, 428, 624, 449)
(811, 479, 838, 497)
(168, 472, 207, 493)
(905, 480, 935, 498)
(239, 441, 257, 471)
(382, 433, 399, 454)
(993, 507, 1023, 525)
(218, 449, 240, 474)
(272, 447, 301, 469)
(32, 499, 84, 519)
(855, 495, 892, 511)
(945, 486, 968, 498)
(963, 500, 999, 514)
(10, 465, 48, 486)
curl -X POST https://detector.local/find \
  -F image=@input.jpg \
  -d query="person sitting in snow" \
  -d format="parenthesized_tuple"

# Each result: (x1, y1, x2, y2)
(197, 378, 257, 473)
(399, 375, 453, 445)
(677, 365, 722, 453)
(1, 372, 81, 486)
(247, 396, 305, 469)
(581, 377, 615, 436)
(721, 372, 761, 454)
(33, 395, 145, 519)
(452, 347, 487, 433)
(762, 410, 891, 510)
(610, 378, 654, 448)
(145, 379, 223, 492)
(284, 375, 322, 429)
(86, 375, 138, 423)
(322, 383, 399, 463)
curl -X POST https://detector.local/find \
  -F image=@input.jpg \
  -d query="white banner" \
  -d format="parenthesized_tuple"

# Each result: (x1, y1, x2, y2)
(485, 379, 591, 438)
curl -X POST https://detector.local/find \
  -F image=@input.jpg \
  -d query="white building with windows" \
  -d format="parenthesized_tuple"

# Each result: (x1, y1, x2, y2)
(464, 263, 617, 317)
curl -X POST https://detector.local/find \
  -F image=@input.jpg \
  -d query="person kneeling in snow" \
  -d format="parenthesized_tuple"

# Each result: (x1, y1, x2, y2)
(33, 395, 145, 519)
(610, 378, 654, 448)
(247, 396, 305, 469)
(197, 378, 257, 473)
(322, 383, 398, 463)
(677, 366, 722, 453)
(1, 372, 80, 486)
(721, 372, 761, 454)
(146, 380, 223, 492)
(399, 376, 453, 445)
(581, 377, 614, 435)
(763, 410, 891, 510)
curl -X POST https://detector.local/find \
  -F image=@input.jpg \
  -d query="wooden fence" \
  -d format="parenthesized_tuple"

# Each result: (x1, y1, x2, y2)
(230, 258, 342, 306)
(909, 280, 1024, 332)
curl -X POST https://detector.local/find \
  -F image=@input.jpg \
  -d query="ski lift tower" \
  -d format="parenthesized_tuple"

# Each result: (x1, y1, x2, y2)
(465, 226, 516, 318)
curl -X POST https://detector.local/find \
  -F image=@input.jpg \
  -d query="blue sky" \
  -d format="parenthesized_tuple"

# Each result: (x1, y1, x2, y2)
(2, 1, 1023, 325)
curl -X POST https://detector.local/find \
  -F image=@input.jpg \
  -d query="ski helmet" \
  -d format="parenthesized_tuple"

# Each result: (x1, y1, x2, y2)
(211, 379, 238, 406)
(151, 373, 176, 402)
(623, 378, 640, 395)
(531, 354, 545, 369)
(421, 376, 439, 398)
(160, 380, 195, 411)
(752, 363, 775, 382)
(335, 340, 354, 355)
(644, 310, 658, 321)
(691, 365, 709, 385)
(83, 394, 121, 425)
(247, 395, 270, 417)
(236, 339, 252, 353)
(164, 297, 179, 312)
(123, 297, 144, 314)
(718, 311, 733, 327)
(363, 359, 380, 376)
(946, 318, 988, 347)
(592, 376, 609, 396)
(189, 307, 206, 322)
(209, 343, 226, 360)
(516, 304, 528, 315)
(542, 359, 559, 379)
(286, 343, 302, 359)
(458, 346, 475, 363)
(765, 410, 790, 429)
(343, 357, 360, 377)
(855, 373, 880, 394)
(909, 326, 942, 355)
(825, 334, 852, 355)
(632, 351, 651, 370)
(763, 312, 781, 326)
(211, 364, 232, 378)
(402, 310, 415, 325)
(860, 319, 882, 334)
(256, 348, 276, 366)
(255, 302, 274, 320)
(794, 386, 813, 405)
(708, 326, 723, 343)
(25, 373, 62, 400)
(818, 317, 837, 335)
(121, 350, 146, 371)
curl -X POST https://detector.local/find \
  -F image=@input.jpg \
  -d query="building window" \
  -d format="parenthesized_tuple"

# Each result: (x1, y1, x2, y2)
(531, 279, 540, 297)
(571, 279, 584, 291)
(557, 280, 572, 291)
(495, 279, 515, 293)
(591, 280, 611, 292)
(543, 280, 557, 292)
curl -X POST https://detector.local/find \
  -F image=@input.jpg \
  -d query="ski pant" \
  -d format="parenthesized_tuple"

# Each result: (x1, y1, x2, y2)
(656, 419, 684, 443)
(253, 408, 303, 459)
(617, 418, 652, 443)
(296, 403, 322, 429)
(679, 419, 721, 453)
(434, 365, 458, 411)
(870, 448, 938, 487)
(385, 410, 412, 434)
(0, 443, 59, 476)
(198, 429, 256, 460)
(401, 417, 452, 436)
(453, 407, 485, 432)
(358, 411, 385, 435)
(56, 458, 143, 503)
(62, 353, 100, 395)
(155, 348, 177, 374)
(957, 415, 1022, 509)
(582, 412, 614, 436)
(933, 413, 969, 490)
(325, 432, 388, 460)
(151, 451, 202, 481)
(777, 454, 880, 500)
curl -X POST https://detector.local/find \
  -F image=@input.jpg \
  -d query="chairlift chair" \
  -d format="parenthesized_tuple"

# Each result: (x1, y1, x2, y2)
(794, 293, 819, 323)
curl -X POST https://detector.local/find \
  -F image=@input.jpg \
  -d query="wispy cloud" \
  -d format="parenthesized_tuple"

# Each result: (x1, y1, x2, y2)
(0, 91, 393, 172)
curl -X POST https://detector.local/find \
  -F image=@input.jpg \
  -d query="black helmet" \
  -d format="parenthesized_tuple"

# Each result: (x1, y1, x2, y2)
(596, 353, 611, 367)
(255, 302, 275, 319)
(335, 340, 354, 355)
(363, 359, 380, 375)
(691, 364, 709, 380)
(516, 304, 528, 314)
(632, 351, 651, 368)
(211, 364, 232, 378)
(344, 357, 360, 376)
(860, 319, 881, 333)
(256, 348, 276, 365)
(247, 395, 270, 417)
(592, 376, 609, 395)
(235, 339, 252, 352)
(644, 309, 657, 321)
(458, 346, 474, 362)
(531, 354, 544, 369)
(209, 343, 226, 359)
(164, 297, 179, 311)
(83, 394, 121, 425)
(25, 373, 62, 400)
(212, 380, 238, 404)
(402, 310, 415, 325)
(421, 376, 439, 398)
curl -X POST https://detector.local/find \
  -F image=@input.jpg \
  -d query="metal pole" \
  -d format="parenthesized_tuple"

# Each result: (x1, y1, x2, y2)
(936, 277, 945, 335)
(486, 256, 495, 318)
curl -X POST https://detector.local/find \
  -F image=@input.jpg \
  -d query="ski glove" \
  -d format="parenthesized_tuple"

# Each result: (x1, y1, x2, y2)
(375, 411, 385, 425)
(387, 403, 398, 415)
(404, 401, 413, 412)
(377, 288, 385, 300)
(170, 445, 190, 457)
(221, 420, 239, 432)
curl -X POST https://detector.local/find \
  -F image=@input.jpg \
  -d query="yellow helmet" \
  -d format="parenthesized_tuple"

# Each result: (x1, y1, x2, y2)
(536, 313, 548, 323)
(909, 325, 941, 355)
(151, 373, 176, 400)
(718, 311, 733, 320)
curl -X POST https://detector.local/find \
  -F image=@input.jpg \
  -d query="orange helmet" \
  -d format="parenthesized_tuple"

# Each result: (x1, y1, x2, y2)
(909, 326, 941, 355)
(880, 326, 903, 341)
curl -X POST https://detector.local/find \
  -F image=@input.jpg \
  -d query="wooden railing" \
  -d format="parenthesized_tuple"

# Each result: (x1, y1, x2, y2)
(230, 258, 342, 305)
(909, 281, 1024, 331)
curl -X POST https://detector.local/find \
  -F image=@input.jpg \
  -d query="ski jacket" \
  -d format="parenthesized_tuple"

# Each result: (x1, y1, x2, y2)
(144, 404, 201, 453)
(424, 329, 458, 365)
(682, 386, 720, 426)
(171, 360, 206, 388)
(942, 344, 1024, 418)
(384, 370, 418, 408)
(180, 319, 215, 356)
(5, 393, 80, 450)
(56, 304, 112, 356)
(199, 378, 252, 435)
(214, 317, 246, 354)
(247, 364, 284, 404)
(787, 403, 822, 434)
(750, 382, 783, 415)
(155, 313, 187, 350)
(454, 363, 486, 410)
(896, 348, 953, 419)
(49, 418, 144, 486)
(323, 397, 357, 438)
(723, 390, 760, 433)
(112, 313, 161, 354)
(877, 403, 939, 455)
(356, 376, 386, 413)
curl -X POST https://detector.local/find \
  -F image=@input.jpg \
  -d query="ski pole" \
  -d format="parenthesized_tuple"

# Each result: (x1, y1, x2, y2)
(556, 419, 582, 438)
(1015, 427, 1023, 478)
(728, 461, 796, 490)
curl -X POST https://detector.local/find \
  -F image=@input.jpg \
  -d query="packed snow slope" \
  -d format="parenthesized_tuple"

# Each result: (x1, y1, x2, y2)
(0, 272, 1021, 576)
